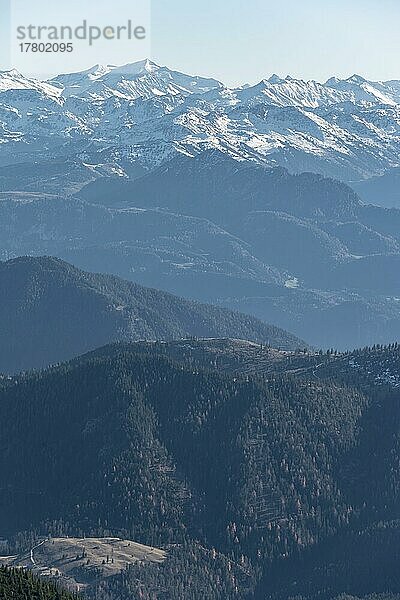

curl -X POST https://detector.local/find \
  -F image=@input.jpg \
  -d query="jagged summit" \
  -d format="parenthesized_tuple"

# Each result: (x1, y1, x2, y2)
(0, 68, 22, 76)
(106, 58, 161, 76)
(267, 74, 284, 84)
(0, 68, 62, 98)
(346, 73, 367, 83)
(48, 58, 221, 99)
(51, 59, 159, 80)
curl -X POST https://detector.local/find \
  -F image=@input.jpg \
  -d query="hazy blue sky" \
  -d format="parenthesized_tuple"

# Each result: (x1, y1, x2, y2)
(1, 0, 399, 84)
(151, 0, 400, 85)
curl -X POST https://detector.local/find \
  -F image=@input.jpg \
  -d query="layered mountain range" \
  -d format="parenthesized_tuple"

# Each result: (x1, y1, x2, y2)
(0, 256, 304, 373)
(1, 60, 399, 349)
(1, 150, 400, 348)
(1, 59, 400, 181)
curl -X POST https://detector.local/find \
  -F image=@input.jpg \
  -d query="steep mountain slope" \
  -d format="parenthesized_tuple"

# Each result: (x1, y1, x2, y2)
(254, 521, 400, 600)
(326, 74, 400, 105)
(0, 256, 303, 373)
(235, 75, 350, 108)
(0, 68, 61, 97)
(0, 343, 399, 599)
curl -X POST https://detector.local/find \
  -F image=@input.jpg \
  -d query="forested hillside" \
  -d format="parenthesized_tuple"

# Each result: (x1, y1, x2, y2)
(0, 566, 78, 600)
(0, 256, 304, 373)
(0, 343, 399, 599)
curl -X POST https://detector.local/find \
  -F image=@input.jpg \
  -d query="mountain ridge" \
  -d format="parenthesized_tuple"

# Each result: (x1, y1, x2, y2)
(0, 255, 306, 373)
(2, 150, 400, 349)
(1, 60, 400, 180)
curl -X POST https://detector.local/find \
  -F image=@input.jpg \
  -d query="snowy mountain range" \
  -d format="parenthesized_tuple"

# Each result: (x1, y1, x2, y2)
(1, 59, 399, 180)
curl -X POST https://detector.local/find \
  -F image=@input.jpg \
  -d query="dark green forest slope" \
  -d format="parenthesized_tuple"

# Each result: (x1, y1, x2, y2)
(0, 343, 399, 599)
(0, 566, 78, 600)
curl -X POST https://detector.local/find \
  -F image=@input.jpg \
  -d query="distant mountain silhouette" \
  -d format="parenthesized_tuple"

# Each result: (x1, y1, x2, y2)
(0, 256, 304, 373)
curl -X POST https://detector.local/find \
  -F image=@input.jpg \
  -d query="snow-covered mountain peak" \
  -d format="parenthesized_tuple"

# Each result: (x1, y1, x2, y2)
(51, 60, 159, 86)
(267, 74, 285, 84)
(53, 64, 114, 80)
(0, 68, 22, 78)
(86, 64, 116, 79)
(109, 59, 160, 77)
(326, 75, 400, 106)
(236, 76, 349, 108)
(346, 74, 367, 84)
(0, 69, 24, 91)
(49, 59, 221, 100)
(325, 76, 340, 86)
(0, 69, 61, 99)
